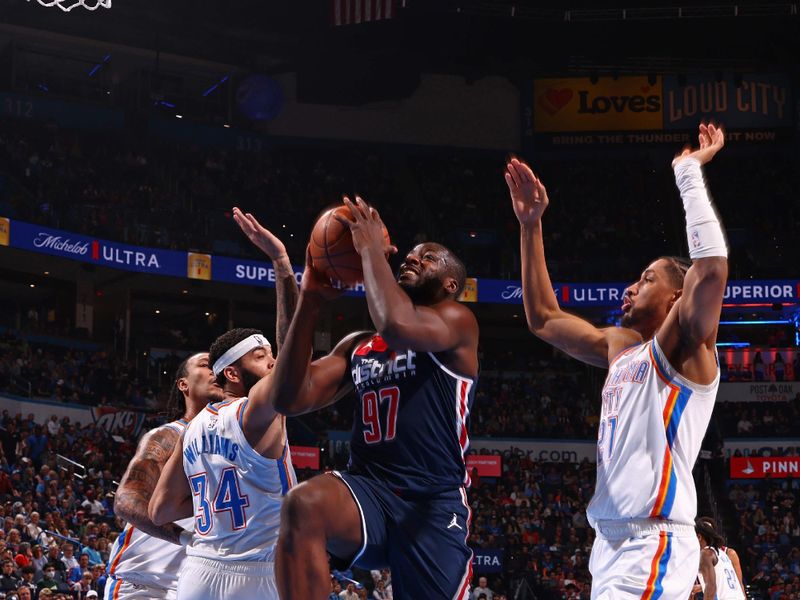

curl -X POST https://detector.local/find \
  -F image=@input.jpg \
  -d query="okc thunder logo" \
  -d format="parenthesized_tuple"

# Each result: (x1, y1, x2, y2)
(354, 335, 388, 356)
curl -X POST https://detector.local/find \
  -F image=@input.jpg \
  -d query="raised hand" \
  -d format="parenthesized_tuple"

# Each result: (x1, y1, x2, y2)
(232, 207, 288, 261)
(336, 196, 397, 257)
(672, 123, 725, 168)
(300, 246, 343, 301)
(505, 158, 549, 226)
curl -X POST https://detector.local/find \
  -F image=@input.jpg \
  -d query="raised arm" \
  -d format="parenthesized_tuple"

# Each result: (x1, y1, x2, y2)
(670, 125, 728, 349)
(148, 436, 193, 528)
(507, 159, 640, 368)
(263, 249, 365, 417)
(232, 207, 299, 351)
(337, 196, 477, 354)
(114, 427, 191, 545)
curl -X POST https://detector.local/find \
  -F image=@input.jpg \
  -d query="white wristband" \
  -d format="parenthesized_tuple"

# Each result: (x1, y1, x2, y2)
(673, 158, 728, 260)
(179, 529, 193, 546)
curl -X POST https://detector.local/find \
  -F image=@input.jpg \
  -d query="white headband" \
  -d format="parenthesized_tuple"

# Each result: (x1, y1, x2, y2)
(212, 334, 271, 377)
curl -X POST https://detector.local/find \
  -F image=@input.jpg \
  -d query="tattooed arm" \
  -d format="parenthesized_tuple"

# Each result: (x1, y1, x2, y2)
(149, 436, 192, 527)
(114, 427, 190, 545)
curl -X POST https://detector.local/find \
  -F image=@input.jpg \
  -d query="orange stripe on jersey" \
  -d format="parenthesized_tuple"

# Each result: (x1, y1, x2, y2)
(108, 526, 134, 575)
(282, 446, 294, 490)
(648, 344, 682, 518)
(640, 531, 668, 600)
(650, 447, 674, 517)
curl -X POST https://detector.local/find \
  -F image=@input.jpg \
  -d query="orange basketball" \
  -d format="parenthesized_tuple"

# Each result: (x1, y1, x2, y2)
(309, 205, 391, 287)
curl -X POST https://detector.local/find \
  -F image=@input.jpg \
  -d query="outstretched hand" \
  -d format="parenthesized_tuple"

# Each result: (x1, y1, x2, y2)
(505, 158, 549, 226)
(232, 207, 288, 261)
(672, 123, 725, 168)
(335, 196, 397, 258)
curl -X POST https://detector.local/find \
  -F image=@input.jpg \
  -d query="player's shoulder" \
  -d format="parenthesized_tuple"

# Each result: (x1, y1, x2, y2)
(205, 397, 244, 416)
(604, 326, 644, 364)
(134, 422, 182, 457)
(334, 330, 374, 357)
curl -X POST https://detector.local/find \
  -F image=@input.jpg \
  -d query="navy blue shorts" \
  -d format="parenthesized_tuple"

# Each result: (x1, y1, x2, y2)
(332, 471, 473, 600)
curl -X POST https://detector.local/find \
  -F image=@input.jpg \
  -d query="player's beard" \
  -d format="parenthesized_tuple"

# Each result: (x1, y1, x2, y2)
(398, 275, 440, 305)
(239, 365, 262, 395)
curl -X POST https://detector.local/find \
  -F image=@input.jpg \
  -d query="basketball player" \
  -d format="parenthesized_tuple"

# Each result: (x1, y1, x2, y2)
(695, 517, 745, 600)
(148, 208, 298, 600)
(507, 123, 728, 599)
(268, 196, 479, 599)
(696, 517, 745, 593)
(106, 353, 224, 599)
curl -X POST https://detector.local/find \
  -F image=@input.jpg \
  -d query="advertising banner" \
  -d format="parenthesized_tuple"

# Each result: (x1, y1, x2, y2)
(466, 454, 502, 477)
(534, 76, 663, 132)
(3, 218, 798, 307)
(187, 253, 212, 280)
(719, 382, 798, 403)
(470, 438, 597, 463)
(663, 73, 792, 130)
(472, 549, 504, 574)
(0, 93, 124, 130)
(91, 407, 147, 438)
(530, 73, 794, 146)
(722, 438, 800, 458)
(730, 456, 800, 479)
(290, 446, 321, 470)
(8, 220, 186, 277)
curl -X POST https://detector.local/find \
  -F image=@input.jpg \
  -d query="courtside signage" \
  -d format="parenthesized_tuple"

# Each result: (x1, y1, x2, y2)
(730, 456, 800, 479)
(466, 455, 502, 477)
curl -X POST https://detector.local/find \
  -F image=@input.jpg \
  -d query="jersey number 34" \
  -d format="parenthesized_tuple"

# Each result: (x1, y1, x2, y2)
(188, 467, 250, 535)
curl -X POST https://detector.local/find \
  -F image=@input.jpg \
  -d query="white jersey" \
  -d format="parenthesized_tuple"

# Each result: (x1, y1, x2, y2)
(107, 419, 192, 591)
(182, 398, 296, 562)
(587, 337, 719, 528)
(698, 547, 746, 600)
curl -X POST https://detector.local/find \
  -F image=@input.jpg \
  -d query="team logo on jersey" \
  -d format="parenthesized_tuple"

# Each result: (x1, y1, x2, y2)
(207, 417, 218, 429)
(354, 335, 388, 356)
(447, 514, 462, 530)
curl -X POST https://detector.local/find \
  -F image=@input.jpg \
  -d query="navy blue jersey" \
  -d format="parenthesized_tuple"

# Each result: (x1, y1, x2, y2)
(347, 334, 477, 495)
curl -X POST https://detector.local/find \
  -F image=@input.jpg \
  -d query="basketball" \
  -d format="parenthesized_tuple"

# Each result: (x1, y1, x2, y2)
(309, 205, 391, 287)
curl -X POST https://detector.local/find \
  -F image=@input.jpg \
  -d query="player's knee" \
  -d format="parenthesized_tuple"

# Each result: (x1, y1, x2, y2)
(281, 483, 326, 534)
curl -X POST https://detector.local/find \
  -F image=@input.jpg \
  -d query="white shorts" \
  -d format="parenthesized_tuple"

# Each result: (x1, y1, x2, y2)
(104, 576, 176, 600)
(176, 555, 278, 600)
(589, 520, 699, 600)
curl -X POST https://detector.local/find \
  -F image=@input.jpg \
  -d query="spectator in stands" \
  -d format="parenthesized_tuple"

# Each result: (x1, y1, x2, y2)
(372, 579, 391, 600)
(23, 427, 48, 470)
(0, 559, 20, 592)
(46, 417, 60, 438)
(472, 576, 493, 599)
(16, 585, 32, 600)
(340, 582, 359, 600)
(36, 563, 59, 594)
(329, 580, 343, 600)
(67, 552, 89, 584)
(18, 566, 35, 591)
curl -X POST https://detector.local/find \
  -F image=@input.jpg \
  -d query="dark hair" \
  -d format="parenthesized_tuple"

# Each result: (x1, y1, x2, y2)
(166, 357, 191, 421)
(657, 256, 692, 289)
(695, 516, 725, 548)
(208, 328, 265, 387)
(427, 243, 467, 298)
